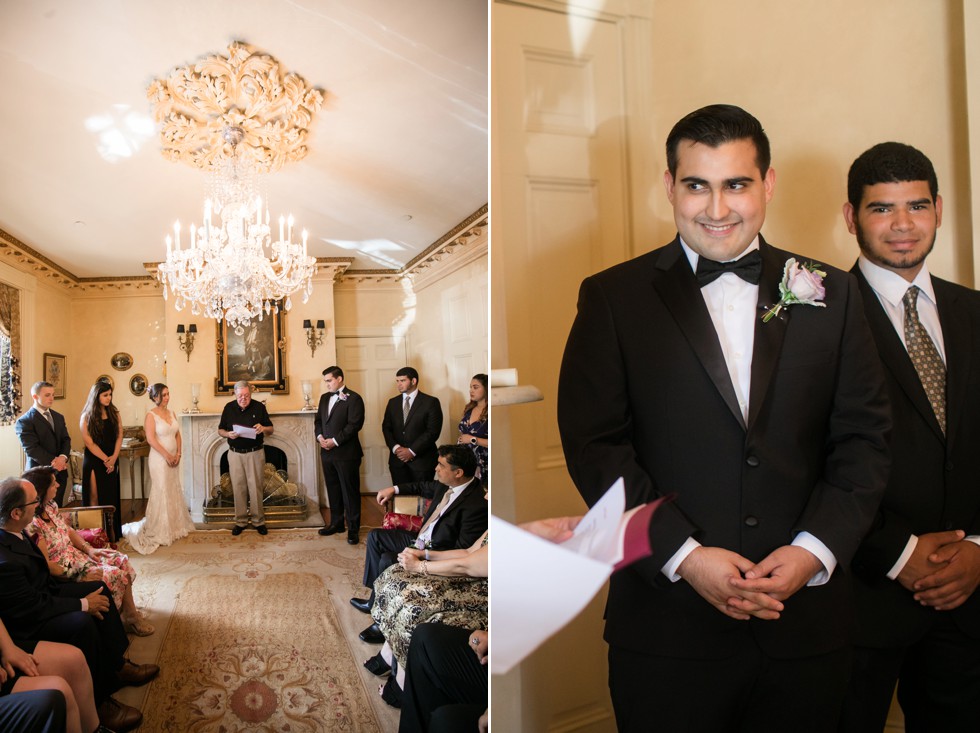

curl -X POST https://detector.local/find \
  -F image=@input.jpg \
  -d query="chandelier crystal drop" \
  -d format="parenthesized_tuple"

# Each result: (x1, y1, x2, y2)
(157, 127, 317, 335)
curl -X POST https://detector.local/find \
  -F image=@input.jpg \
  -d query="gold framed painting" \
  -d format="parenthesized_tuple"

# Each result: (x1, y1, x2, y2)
(215, 309, 288, 395)
(43, 353, 66, 399)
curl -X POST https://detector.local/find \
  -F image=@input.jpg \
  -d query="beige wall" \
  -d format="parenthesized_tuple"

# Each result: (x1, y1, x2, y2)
(647, 0, 972, 285)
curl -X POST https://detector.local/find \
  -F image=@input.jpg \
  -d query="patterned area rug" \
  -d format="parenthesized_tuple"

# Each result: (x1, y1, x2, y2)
(114, 529, 399, 732)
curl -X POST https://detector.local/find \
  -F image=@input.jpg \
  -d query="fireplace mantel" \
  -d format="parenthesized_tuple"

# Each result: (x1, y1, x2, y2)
(180, 411, 321, 526)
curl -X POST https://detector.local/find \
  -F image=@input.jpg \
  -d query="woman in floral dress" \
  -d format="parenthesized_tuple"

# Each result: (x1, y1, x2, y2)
(368, 530, 488, 705)
(23, 465, 153, 636)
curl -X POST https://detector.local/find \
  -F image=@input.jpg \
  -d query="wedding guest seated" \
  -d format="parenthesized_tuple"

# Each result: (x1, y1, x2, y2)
(0, 476, 158, 732)
(0, 616, 101, 733)
(351, 445, 487, 645)
(398, 623, 488, 733)
(23, 466, 154, 636)
(0, 689, 66, 733)
(365, 529, 488, 707)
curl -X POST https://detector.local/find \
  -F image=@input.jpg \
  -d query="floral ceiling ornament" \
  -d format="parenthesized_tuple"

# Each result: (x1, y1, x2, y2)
(148, 42, 323, 333)
(147, 41, 323, 173)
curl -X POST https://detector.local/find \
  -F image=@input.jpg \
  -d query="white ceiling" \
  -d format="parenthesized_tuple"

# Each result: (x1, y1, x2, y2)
(0, 0, 488, 278)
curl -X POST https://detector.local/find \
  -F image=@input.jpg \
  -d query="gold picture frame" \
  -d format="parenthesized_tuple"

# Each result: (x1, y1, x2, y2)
(215, 309, 288, 395)
(43, 353, 66, 399)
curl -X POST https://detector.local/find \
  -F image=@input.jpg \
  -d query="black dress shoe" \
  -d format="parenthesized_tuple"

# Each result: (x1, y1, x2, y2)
(359, 622, 384, 643)
(231, 525, 245, 536)
(363, 652, 391, 676)
(350, 597, 372, 614)
(256, 524, 268, 535)
(318, 523, 344, 536)
(380, 676, 402, 708)
(347, 532, 359, 545)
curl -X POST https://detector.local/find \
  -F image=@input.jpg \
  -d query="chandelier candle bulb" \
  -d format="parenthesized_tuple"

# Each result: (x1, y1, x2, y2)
(287, 214, 294, 243)
(279, 215, 284, 242)
(302, 229, 308, 258)
(190, 223, 196, 250)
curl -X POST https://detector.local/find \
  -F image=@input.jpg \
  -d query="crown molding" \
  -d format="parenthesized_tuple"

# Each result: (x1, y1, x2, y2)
(0, 204, 488, 296)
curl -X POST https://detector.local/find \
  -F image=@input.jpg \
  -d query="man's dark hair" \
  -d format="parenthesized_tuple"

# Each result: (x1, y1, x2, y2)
(0, 477, 27, 526)
(396, 367, 419, 382)
(666, 104, 771, 179)
(847, 142, 938, 208)
(322, 366, 344, 380)
(437, 444, 477, 479)
(31, 381, 53, 397)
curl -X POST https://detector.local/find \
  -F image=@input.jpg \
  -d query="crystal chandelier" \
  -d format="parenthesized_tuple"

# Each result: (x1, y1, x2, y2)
(148, 42, 323, 333)
(157, 126, 316, 334)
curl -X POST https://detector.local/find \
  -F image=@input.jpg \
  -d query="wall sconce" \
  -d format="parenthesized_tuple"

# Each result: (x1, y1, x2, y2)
(177, 324, 197, 361)
(303, 319, 325, 358)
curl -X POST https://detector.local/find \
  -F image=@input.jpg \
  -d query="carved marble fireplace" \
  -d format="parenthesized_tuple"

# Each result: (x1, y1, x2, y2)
(180, 411, 321, 527)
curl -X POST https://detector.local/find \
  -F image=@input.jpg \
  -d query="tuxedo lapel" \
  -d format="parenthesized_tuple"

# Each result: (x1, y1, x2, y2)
(747, 241, 789, 432)
(936, 278, 968, 449)
(854, 268, 945, 441)
(651, 239, 745, 429)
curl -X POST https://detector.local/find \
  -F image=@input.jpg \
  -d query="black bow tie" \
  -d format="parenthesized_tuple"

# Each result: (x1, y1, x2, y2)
(326, 392, 336, 397)
(695, 249, 762, 286)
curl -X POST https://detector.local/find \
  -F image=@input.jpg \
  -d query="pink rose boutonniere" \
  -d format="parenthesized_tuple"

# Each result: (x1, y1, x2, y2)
(762, 258, 827, 323)
(337, 391, 348, 401)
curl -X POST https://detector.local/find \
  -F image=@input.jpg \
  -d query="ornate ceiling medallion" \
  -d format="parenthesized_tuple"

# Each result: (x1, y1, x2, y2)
(147, 41, 323, 174)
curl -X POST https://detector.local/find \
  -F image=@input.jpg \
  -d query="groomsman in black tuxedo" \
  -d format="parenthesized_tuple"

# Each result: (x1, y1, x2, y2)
(381, 367, 443, 485)
(15, 381, 72, 492)
(0, 477, 157, 732)
(557, 105, 891, 731)
(315, 365, 365, 545)
(837, 143, 980, 732)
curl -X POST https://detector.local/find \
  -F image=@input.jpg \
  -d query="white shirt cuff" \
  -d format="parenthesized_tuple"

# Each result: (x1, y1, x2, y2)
(662, 537, 701, 582)
(80, 598, 88, 612)
(886, 535, 918, 580)
(965, 535, 980, 547)
(793, 531, 836, 586)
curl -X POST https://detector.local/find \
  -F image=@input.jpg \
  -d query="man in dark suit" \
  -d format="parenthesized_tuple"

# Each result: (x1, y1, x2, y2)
(836, 143, 980, 732)
(315, 365, 366, 545)
(381, 367, 443, 485)
(0, 477, 157, 732)
(557, 105, 892, 731)
(349, 445, 487, 643)
(15, 382, 72, 492)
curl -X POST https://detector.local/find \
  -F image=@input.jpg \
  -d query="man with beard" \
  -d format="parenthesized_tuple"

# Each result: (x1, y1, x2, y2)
(838, 142, 980, 731)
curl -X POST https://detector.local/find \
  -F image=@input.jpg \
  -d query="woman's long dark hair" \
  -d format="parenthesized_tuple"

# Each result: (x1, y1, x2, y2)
(462, 373, 488, 421)
(81, 380, 120, 442)
(22, 465, 58, 506)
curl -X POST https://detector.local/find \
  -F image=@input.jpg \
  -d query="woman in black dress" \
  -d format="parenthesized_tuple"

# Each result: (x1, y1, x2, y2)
(79, 380, 123, 538)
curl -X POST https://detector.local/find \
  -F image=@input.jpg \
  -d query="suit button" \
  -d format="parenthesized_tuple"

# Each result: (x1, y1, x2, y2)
(945, 521, 954, 530)
(746, 456, 760, 467)
(946, 462, 954, 471)
(744, 516, 759, 527)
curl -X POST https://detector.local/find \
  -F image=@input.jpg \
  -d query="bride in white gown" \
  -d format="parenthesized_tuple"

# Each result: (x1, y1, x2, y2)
(123, 383, 195, 554)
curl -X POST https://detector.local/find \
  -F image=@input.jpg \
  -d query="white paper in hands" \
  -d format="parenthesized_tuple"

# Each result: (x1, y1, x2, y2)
(490, 478, 665, 674)
(232, 424, 257, 440)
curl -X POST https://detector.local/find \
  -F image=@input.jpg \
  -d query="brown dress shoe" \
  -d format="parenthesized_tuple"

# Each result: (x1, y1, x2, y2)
(97, 696, 143, 732)
(116, 658, 160, 686)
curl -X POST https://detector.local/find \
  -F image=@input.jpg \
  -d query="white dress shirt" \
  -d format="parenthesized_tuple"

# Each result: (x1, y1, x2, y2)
(661, 238, 836, 585)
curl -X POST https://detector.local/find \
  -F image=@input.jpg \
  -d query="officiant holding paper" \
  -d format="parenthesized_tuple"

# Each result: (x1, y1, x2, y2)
(218, 380, 274, 536)
(557, 105, 892, 731)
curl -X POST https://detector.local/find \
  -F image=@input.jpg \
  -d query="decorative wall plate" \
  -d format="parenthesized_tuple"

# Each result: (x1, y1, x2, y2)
(111, 352, 133, 371)
(129, 373, 148, 397)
